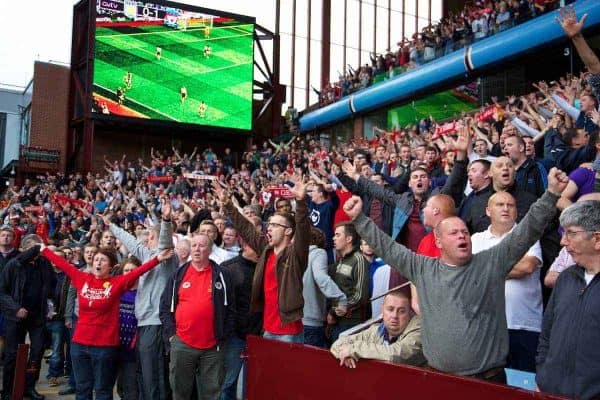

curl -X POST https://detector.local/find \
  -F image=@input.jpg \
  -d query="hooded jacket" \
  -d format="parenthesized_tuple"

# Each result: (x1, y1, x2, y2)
(159, 260, 235, 349)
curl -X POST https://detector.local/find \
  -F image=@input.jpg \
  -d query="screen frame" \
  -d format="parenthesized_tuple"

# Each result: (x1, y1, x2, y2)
(90, 0, 256, 133)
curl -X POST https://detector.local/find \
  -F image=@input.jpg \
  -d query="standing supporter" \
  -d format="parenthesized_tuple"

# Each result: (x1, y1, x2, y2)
(219, 238, 261, 400)
(338, 173, 394, 238)
(0, 225, 18, 366)
(197, 220, 235, 265)
(159, 234, 234, 400)
(107, 201, 177, 400)
(216, 174, 309, 344)
(544, 193, 600, 288)
(360, 240, 389, 317)
(0, 235, 54, 400)
(371, 145, 388, 174)
(0, 225, 19, 270)
(330, 289, 425, 368)
(328, 222, 369, 341)
(303, 227, 347, 348)
(343, 167, 568, 381)
(556, 131, 600, 210)
(39, 244, 173, 400)
(472, 192, 543, 372)
(536, 200, 600, 399)
(46, 248, 72, 387)
(117, 257, 142, 400)
(504, 135, 548, 197)
(340, 163, 430, 289)
(61, 243, 97, 396)
(465, 156, 538, 233)
(306, 182, 339, 263)
(459, 160, 492, 222)
(175, 238, 191, 267)
(221, 226, 240, 258)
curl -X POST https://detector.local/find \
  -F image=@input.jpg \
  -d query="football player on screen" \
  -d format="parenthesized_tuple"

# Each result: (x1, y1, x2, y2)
(156, 46, 162, 60)
(116, 87, 125, 105)
(198, 101, 207, 118)
(180, 87, 188, 104)
(123, 72, 132, 90)
(204, 25, 210, 38)
(204, 45, 211, 59)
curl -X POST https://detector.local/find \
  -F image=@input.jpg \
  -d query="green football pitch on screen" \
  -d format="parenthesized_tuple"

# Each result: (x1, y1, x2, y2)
(92, 23, 254, 130)
(388, 90, 478, 129)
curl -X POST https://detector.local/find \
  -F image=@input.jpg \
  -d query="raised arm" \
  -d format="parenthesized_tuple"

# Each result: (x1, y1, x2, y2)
(486, 168, 568, 276)
(41, 247, 83, 282)
(557, 7, 600, 74)
(124, 249, 174, 287)
(345, 196, 423, 282)
(216, 181, 267, 255)
(286, 172, 310, 271)
(440, 124, 470, 205)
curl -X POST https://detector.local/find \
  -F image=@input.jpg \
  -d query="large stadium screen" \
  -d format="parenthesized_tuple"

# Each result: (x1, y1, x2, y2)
(92, 0, 255, 130)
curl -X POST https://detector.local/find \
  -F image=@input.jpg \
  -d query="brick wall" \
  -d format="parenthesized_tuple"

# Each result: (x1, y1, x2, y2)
(29, 62, 70, 172)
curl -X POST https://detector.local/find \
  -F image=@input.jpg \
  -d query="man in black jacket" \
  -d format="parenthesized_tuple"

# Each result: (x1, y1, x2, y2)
(0, 234, 54, 400)
(0, 225, 19, 371)
(159, 233, 235, 400)
(536, 200, 600, 399)
(218, 239, 260, 400)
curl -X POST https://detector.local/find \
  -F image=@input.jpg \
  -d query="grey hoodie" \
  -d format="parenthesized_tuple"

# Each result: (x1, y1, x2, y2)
(110, 220, 177, 326)
(302, 245, 347, 327)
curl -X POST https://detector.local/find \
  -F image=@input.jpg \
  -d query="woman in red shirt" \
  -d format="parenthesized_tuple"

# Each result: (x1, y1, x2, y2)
(39, 245, 173, 400)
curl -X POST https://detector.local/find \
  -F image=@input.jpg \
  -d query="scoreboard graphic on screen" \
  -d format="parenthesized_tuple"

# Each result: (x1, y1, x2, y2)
(92, 0, 255, 131)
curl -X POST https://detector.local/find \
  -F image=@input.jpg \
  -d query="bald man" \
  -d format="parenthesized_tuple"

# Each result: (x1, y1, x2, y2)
(411, 194, 456, 314)
(471, 192, 543, 372)
(343, 168, 569, 382)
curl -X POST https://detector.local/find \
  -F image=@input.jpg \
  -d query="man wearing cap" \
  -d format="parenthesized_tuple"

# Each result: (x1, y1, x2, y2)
(330, 289, 425, 368)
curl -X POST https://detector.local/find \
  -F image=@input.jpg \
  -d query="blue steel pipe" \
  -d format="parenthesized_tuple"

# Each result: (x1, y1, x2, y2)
(299, 0, 600, 132)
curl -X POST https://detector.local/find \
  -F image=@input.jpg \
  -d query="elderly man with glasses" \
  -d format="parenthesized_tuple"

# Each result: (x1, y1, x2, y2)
(536, 200, 600, 400)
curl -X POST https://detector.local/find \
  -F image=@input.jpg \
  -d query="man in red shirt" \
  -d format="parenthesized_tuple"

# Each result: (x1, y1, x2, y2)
(217, 173, 309, 344)
(159, 233, 235, 400)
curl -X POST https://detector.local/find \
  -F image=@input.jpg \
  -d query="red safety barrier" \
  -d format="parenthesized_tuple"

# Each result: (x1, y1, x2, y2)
(11, 344, 29, 400)
(245, 335, 567, 400)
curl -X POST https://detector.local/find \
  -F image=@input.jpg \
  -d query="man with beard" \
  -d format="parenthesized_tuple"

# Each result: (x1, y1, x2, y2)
(216, 174, 309, 343)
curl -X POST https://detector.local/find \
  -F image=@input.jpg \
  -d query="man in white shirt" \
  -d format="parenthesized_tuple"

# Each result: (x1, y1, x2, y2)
(197, 220, 236, 265)
(471, 191, 542, 372)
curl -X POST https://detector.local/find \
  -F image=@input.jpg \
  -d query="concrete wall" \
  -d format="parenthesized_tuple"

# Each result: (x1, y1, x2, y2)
(0, 87, 25, 169)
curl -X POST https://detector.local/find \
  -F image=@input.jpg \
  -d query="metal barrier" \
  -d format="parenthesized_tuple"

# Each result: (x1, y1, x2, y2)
(246, 335, 566, 400)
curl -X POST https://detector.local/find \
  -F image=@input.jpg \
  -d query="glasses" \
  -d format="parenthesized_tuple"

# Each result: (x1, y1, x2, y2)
(562, 230, 594, 240)
(267, 222, 291, 229)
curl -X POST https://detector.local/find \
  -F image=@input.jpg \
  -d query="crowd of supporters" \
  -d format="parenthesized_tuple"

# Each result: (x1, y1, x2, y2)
(318, 0, 567, 106)
(0, 6, 599, 400)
